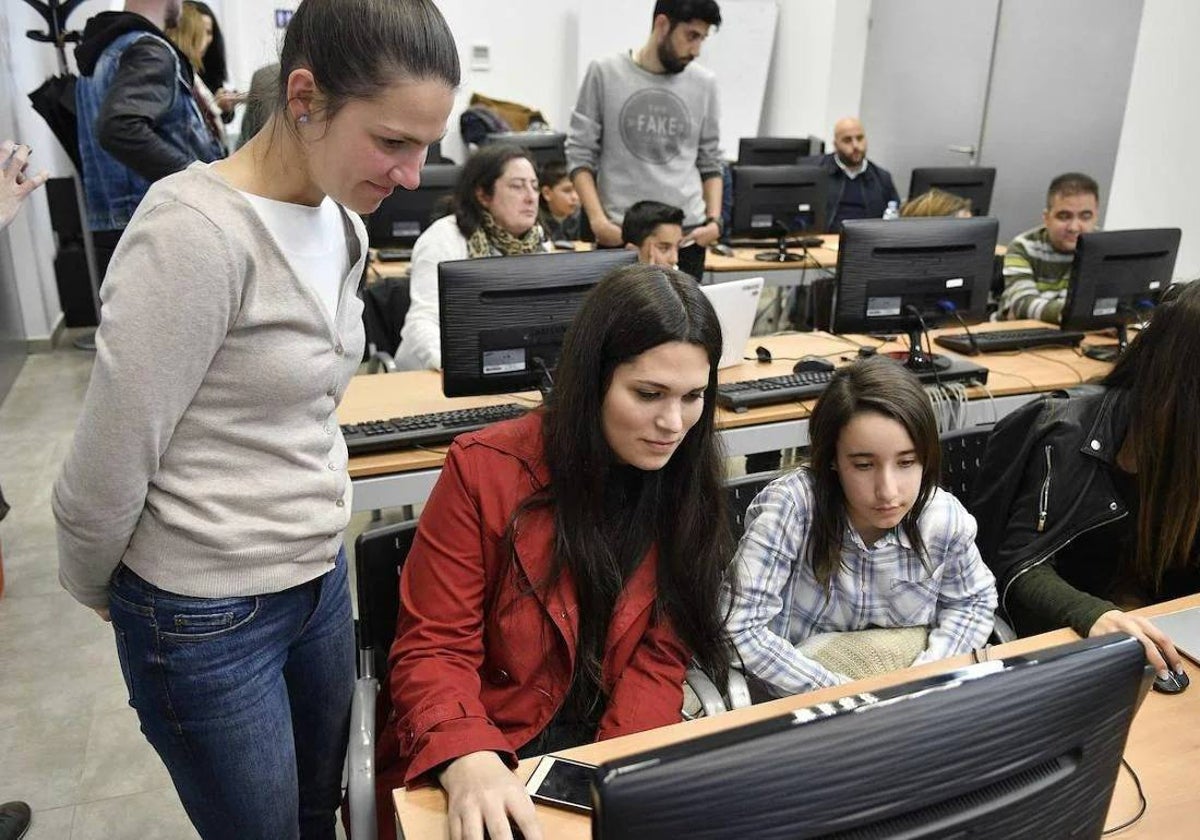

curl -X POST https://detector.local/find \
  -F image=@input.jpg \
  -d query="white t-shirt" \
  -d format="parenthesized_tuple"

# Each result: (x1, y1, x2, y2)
(241, 192, 348, 319)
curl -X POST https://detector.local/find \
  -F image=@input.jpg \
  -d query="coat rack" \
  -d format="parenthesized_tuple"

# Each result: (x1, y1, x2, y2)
(21, 0, 89, 74)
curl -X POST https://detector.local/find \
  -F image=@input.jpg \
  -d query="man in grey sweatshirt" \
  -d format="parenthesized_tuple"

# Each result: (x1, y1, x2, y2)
(566, 0, 725, 250)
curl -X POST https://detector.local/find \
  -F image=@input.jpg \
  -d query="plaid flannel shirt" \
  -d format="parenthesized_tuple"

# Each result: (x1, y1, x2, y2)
(722, 469, 997, 698)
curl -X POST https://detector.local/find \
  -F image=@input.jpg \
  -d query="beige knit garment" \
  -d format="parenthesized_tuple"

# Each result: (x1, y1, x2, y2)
(798, 627, 930, 680)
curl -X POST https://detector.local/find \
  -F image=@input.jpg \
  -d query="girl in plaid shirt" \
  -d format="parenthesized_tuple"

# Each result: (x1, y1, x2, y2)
(722, 357, 997, 698)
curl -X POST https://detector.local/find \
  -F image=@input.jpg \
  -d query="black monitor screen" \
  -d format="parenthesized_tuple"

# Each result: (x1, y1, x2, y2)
(482, 131, 567, 170)
(908, 166, 997, 216)
(737, 137, 812, 166)
(593, 634, 1149, 840)
(439, 249, 638, 397)
(832, 217, 997, 336)
(367, 164, 460, 248)
(1062, 228, 1181, 333)
(730, 164, 827, 237)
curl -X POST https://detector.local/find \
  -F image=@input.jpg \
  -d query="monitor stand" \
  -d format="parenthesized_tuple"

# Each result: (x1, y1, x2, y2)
(885, 325, 990, 387)
(1082, 323, 1129, 362)
(754, 233, 805, 263)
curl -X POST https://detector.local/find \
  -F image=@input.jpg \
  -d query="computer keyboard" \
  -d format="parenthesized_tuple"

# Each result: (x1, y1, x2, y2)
(341, 403, 529, 455)
(376, 247, 414, 262)
(935, 327, 1086, 355)
(716, 370, 839, 411)
(717, 358, 989, 411)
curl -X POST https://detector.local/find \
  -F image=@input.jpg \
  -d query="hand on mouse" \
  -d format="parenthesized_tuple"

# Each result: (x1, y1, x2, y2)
(1089, 609, 1184, 678)
(440, 751, 543, 840)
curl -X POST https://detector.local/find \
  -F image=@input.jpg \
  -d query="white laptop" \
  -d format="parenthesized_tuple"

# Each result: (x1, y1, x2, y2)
(700, 277, 765, 369)
(1150, 606, 1200, 665)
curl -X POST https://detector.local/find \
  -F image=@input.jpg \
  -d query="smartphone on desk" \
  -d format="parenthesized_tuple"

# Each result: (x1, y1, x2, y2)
(524, 755, 596, 814)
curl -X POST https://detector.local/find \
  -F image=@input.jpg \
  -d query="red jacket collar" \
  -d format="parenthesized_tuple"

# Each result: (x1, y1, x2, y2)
(468, 410, 662, 668)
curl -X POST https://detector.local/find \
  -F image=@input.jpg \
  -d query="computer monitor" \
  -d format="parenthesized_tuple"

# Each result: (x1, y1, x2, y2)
(738, 137, 816, 166)
(366, 164, 460, 248)
(908, 167, 997, 216)
(730, 164, 827, 262)
(1061, 228, 1182, 361)
(482, 131, 567, 170)
(439, 249, 638, 397)
(833, 217, 997, 374)
(592, 633, 1149, 840)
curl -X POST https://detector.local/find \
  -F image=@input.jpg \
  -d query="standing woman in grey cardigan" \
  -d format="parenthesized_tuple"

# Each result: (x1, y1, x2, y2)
(52, 2, 458, 837)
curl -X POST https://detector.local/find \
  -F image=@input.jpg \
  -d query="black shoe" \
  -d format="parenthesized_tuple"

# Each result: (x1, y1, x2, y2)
(0, 801, 31, 840)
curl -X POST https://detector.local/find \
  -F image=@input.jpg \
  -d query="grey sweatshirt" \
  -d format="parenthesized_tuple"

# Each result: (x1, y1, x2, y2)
(566, 52, 723, 226)
(53, 163, 366, 609)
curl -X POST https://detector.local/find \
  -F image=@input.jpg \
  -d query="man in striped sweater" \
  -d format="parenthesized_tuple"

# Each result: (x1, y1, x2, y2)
(999, 172, 1099, 323)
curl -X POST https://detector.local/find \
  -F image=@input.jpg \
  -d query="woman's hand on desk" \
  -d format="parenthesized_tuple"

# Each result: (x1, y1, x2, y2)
(1089, 609, 1182, 676)
(439, 750, 543, 840)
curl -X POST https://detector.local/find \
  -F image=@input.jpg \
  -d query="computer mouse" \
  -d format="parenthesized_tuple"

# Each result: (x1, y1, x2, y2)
(710, 242, 735, 257)
(793, 356, 836, 375)
(1152, 667, 1190, 695)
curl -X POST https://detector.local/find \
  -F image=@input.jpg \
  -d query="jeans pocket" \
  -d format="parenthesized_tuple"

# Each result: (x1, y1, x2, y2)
(158, 595, 261, 641)
(113, 626, 136, 705)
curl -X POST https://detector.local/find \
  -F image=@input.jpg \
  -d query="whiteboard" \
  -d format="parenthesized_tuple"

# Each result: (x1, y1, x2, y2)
(576, 0, 778, 160)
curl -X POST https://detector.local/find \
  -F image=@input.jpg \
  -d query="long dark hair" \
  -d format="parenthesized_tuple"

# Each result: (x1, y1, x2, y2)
(1103, 280, 1200, 588)
(276, 0, 460, 120)
(452, 144, 536, 237)
(806, 357, 941, 587)
(510, 264, 732, 694)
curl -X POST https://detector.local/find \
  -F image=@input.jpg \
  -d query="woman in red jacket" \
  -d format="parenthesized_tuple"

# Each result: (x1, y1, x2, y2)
(377, 263, 733, 840)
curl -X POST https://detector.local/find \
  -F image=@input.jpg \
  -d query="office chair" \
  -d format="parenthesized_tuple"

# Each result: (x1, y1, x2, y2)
(938, 424, 995, 510)
(347, 520, 417, 840)
(938, 424, 1017, 642)
(695, 471, 785, 713)
(360, 274, 411, 373)
(726, 470, 782, 536)
(346, 516, 743, 838)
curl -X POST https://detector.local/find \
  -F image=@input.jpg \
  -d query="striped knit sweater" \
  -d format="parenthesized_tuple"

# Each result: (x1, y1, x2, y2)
(998, 225, 1082, 324)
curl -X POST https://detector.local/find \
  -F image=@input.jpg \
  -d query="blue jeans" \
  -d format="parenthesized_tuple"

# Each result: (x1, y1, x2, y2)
(108, 551, 354, 840)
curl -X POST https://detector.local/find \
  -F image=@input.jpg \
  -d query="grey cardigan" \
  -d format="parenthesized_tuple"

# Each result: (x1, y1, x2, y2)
(54, 162, 366, 608)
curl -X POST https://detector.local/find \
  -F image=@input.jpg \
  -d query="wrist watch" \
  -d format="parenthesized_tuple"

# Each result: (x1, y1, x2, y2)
(702, 214, 723, 233)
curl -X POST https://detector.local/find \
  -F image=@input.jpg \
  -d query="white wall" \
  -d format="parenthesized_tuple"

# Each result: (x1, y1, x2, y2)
(759, 0, 869, 145)
(1107, 0, 1200, 281)
(2, 1, 116, 343)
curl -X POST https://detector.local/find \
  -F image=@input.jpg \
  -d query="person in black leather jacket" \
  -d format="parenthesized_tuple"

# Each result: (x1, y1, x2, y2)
(972, 282, 1200, 679)
(74, 1, 224, 284)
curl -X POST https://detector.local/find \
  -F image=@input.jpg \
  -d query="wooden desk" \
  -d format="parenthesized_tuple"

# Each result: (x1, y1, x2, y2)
(369, 236, 1004, 283)
(394, 594, 1200, 839)
(341, 321, 1115, 511)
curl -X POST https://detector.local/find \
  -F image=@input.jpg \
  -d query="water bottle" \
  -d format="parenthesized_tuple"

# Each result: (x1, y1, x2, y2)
(882, 200, 900, 221)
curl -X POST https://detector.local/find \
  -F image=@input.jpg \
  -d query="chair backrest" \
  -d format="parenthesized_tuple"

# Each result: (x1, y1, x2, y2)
(939, 424, 995, 508)
(360, 275, 411, 361)
(354, 520, 419, 680)
(726, 471, 782, 537)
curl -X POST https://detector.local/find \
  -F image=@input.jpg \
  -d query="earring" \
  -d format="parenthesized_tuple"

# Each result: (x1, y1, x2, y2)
(297, 114, 310, 125)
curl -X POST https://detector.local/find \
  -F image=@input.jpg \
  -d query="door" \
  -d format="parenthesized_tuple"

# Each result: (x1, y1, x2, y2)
(981, 0, 1143, 242)
(859, 0, 999, 201)
(859, 0, 1144, 243)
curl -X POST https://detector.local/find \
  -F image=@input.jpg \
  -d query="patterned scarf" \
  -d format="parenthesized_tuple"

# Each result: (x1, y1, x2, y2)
(467, 210, 545, 258)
